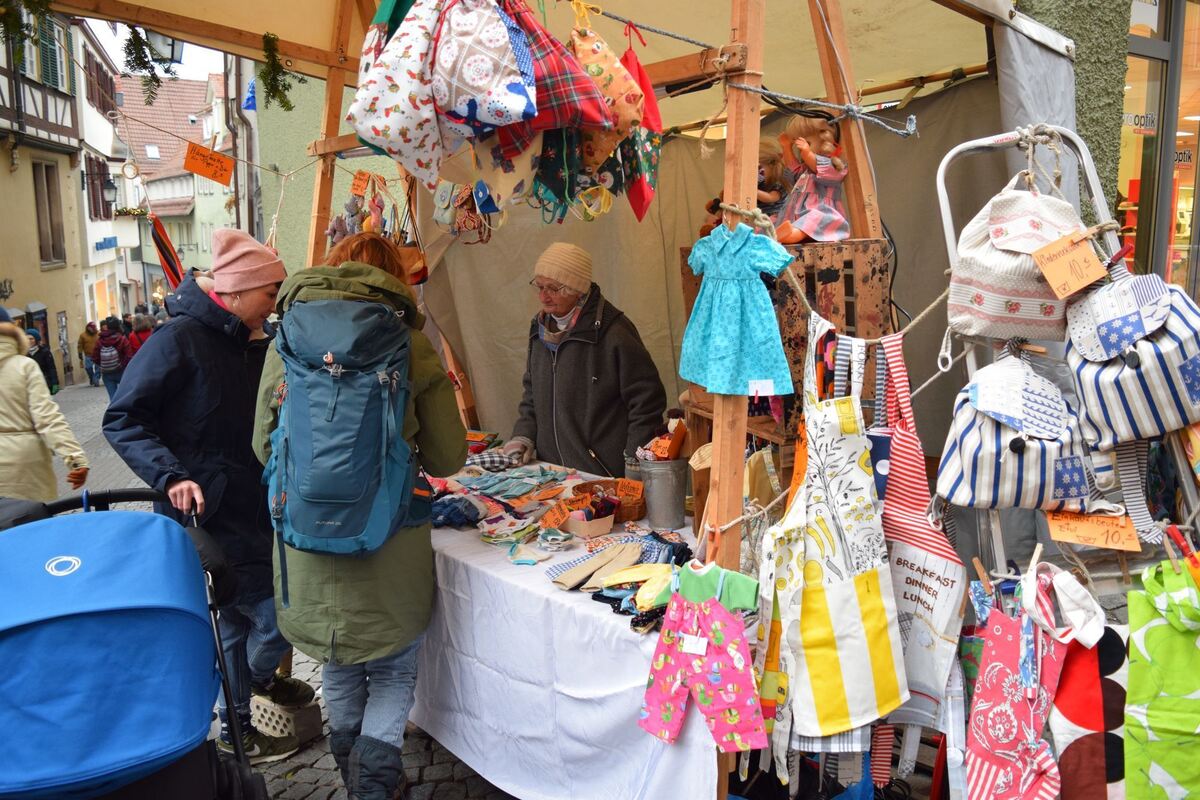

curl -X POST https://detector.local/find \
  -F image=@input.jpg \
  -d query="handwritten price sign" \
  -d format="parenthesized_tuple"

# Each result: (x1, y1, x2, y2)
(1033, 234, 1107, 300)
(183, 142, 235, 186)
(540, 501, 571, 530)
(350, 170, 372, 197)
(1046, 511, 1140, 552)
(616, 478, 644, 501)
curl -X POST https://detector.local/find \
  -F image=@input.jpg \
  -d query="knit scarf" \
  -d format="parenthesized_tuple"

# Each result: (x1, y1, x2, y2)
(537, 305, 583, 352)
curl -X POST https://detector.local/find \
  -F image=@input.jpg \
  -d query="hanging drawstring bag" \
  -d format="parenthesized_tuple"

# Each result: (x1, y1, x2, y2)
(944, 136, 1084, 342)
(877, 332, 966, 730)
(933, 345, 1101, 517)
(1125, 562, 1200, 797)
(783, 313, 908, 739)
(348, 0, 450, 190)
(566, 2, 644, 173)
(430, 0, 536, 139)
(619, 24, 662, 221)
(494, 0, 615, 161)
(389, 175, 429, 285)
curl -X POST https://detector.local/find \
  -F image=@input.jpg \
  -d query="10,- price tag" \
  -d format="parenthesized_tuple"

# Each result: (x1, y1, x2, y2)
(1046, 511, 1140, 552)
(1032, 233, 1107, 300)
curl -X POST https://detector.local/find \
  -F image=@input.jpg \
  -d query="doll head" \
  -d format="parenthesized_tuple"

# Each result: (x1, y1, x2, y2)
(758, 138, 786, 189)
(784, 115, 845, 170)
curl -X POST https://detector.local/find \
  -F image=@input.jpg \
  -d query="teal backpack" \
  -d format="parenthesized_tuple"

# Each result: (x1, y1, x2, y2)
(264, 299, 429, 605)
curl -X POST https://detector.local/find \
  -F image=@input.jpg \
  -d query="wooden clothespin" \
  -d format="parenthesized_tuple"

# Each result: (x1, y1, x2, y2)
(971, 557, 993, 595)
(1164, 537, 1183, 575)
(1027, 543, 1043, 576)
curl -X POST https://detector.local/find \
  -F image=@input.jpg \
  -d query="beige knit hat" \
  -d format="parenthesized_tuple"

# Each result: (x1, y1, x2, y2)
(533, 243, 592, 295)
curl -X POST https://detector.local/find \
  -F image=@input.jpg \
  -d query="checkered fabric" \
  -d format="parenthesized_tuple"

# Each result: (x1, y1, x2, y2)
(495, 0, 613, 160)
(464, 450, 521, 472)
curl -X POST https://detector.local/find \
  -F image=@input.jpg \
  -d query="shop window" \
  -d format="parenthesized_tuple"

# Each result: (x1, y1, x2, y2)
(1131, 0, 1168, 39)
(1117, 56, 1166, 276)
(32, 161, 65, 264)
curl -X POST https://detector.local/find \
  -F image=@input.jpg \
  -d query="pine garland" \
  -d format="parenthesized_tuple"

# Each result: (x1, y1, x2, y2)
(257, 32, 306, 112)
(123, 26, 177, 105)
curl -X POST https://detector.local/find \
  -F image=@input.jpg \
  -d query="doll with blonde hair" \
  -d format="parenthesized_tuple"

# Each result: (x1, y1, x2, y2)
(757, 138, 790, 219)
(774, 114, 850, 244)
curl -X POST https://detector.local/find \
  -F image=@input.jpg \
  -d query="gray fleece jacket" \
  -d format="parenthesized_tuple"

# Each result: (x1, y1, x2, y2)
(513, 284, 666, 477)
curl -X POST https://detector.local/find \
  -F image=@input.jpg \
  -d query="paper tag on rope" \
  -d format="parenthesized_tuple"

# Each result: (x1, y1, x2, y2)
(1047, 511, 1140, 552)
(183, 142, 235, 186)
(1032, 234, 1107, 299)
(350, 170, 372, 197)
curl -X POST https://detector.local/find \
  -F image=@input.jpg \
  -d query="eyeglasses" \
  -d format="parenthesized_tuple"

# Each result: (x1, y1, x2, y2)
(529, 279, 575, 296)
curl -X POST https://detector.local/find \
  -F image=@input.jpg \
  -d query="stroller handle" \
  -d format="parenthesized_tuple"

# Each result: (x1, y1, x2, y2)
(43, 488, 168, 515)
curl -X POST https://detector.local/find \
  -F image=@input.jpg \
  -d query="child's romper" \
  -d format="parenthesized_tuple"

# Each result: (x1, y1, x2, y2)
(638, 568, 768, 753)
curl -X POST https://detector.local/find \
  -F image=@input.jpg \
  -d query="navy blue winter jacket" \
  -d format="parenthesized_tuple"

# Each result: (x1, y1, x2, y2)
(103, 278, 274, 603)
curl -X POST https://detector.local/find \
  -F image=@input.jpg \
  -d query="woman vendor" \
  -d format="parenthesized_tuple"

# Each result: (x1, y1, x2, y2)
(503, 243, 666, 477)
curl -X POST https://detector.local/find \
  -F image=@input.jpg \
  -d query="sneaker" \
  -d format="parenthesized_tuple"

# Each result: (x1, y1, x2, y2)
(217, 727, 300, 765)
(252, 675, 315, 707)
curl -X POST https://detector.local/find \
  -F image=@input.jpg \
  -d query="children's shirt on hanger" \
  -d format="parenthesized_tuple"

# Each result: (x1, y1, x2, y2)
(679, 223, 795, 396)
(651, 559, 759, 610)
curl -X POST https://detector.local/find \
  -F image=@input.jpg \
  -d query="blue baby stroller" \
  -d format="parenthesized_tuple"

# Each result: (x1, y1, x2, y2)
(0, 489, 268, 799)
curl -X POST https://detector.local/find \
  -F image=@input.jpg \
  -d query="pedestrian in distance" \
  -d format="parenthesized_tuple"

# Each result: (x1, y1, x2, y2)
(24, 329, 58, 395)
(104, 228, 313, 765)
(0, 308, 88, 501)
(92, 317, 131, 401)
(253, 232, 467, 799)
(121, 312, 133, 336)
(77, 321, 100, 387)
(127, 313, 154, 356)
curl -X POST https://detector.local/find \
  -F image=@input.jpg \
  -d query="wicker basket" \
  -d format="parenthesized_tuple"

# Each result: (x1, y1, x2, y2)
(573, 479, 646, 523)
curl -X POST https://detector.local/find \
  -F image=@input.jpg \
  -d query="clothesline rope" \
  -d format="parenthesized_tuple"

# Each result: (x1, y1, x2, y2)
(707, 487, 791, 537)
(724, 82, 917, 138)
(595, 8, 715, 49)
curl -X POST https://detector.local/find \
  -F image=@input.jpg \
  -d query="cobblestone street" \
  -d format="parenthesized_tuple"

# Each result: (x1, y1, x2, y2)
(49, 383, 515, 800)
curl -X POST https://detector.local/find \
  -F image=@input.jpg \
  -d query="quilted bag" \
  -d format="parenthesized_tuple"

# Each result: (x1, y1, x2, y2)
(1066, 260, 1200, 541)
(947, 171, 1085, 341)
(1125, 563, 1200, 798)
(935, 348, 1096, 515)
(567, 18, 644, 173)
(781, 313, 909, 739)
(877, 333, 966, 730)
(494, 0, 615, 161)
(619, 27, 662, 221)
(347, 0, 449, 190)
(431, 0, 536, 139)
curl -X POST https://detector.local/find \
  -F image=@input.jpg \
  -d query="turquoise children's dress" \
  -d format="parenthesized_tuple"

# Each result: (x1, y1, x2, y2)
(680, 223, 795, 396)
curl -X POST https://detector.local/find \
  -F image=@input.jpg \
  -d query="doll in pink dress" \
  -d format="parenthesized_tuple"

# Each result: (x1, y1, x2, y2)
(774, 115, 851, 244)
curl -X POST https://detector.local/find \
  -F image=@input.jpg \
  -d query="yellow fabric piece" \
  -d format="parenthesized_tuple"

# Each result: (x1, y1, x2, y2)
(600, 562, 672, 589)
(743, 448, 781, 508)
(799, 583, 853, 735)
(855, 569, 902, 712)
(635, 572, 673, 611)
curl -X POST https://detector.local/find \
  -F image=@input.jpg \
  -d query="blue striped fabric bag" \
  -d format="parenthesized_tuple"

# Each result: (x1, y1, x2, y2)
(934, 349, 1096, 517)
(1066, 264, 1200, 541)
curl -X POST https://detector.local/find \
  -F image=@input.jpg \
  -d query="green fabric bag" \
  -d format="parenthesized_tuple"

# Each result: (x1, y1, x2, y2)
(1125, 561, 1200, 798)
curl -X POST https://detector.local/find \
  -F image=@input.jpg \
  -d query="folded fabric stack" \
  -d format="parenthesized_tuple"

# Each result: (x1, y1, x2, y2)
(431, 494, 490, 528)
(478, 512, 542, 546)
(456, 465, 570, 500)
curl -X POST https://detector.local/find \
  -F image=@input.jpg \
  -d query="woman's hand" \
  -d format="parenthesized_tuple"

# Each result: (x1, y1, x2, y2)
(167, 479, 205, 516)
(66, 467, 88, 490)
(502, 438, 535, 466)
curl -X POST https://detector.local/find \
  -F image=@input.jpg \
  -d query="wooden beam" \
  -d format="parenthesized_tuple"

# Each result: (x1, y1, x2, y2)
(51, 0, 357, 76)
(806, 0, 882, 239)
(307, 131, 362, 157)
(307, 0, 356, 268)
(643, 44, 747, 90)
(441, 333, 481, 430)
(354, 0, 376, 31)
(706, 0, 764, 569)
(928, 0, 993, 25)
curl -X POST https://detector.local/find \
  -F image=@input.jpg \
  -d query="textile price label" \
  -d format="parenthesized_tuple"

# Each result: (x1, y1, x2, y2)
(350, 170, 372, 197)
(680, 634, 708, 655)
(540, 501, 571, 530)
(1046, 511, 1139, 552)
(183, 142, 235, 186)
(616, 478, 644, 501)
(1033, 234, 1107, 299)
(565, 494, 592, 511)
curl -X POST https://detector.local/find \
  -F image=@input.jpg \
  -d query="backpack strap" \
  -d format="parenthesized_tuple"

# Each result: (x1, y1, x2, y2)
(1116, 440, 1160, 542)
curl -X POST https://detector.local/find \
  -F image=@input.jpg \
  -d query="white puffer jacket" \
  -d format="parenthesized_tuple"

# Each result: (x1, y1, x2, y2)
(0, 322, 87, 501)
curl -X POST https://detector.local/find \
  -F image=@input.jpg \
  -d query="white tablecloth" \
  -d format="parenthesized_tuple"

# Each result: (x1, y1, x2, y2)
(409, 526, 717, 800)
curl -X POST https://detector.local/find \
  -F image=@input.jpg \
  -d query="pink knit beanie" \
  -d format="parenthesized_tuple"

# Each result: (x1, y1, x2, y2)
(211, 229, 286, 293)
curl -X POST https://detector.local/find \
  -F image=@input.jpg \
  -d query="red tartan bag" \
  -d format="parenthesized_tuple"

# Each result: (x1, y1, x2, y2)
(495, 0, 614, 160)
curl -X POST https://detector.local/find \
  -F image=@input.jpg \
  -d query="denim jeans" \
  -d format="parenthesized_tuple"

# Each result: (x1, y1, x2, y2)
(322, 634, 425, 748)
(216, 595, 292, 736)
(101, 369, 123, 400)
(82, 357, 99, 386)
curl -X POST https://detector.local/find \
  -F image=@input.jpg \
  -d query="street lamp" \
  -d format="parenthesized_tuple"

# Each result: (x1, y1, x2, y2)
(102, 177, 118, 205)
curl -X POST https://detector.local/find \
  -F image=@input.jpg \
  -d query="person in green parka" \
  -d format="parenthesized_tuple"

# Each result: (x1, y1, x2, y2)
(253, 233, 466, 800)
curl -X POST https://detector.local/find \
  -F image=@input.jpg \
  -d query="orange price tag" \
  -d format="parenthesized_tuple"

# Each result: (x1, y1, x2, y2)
(183, 142, 235, 186)
(1046, 511, 1140, 552)
(565, 494, 592, 511)
(530, 486, 565, 502)
(1032, 234, 1107, 300)
(616, 478, 644, 501)
(350, 170, 372, 197)
(540, 501, 571, 529)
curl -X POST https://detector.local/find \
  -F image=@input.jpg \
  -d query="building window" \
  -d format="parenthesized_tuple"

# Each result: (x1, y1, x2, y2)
(84, 48, 117, 116)
(33, 161, 66, 264)
(86, 155, 113, 221)
(19, 14, 70, 92)
(145, 144, 160, 160)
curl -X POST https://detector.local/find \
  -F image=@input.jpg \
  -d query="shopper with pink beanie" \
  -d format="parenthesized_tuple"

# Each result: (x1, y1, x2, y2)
(104, 229, 314, 763)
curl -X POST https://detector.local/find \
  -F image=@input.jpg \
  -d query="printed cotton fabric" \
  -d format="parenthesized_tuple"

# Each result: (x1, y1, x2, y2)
(679, 224, 795, 396)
